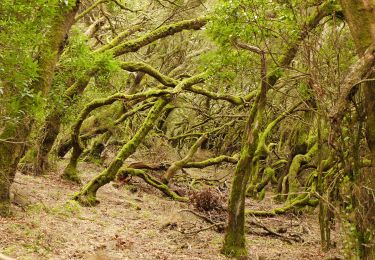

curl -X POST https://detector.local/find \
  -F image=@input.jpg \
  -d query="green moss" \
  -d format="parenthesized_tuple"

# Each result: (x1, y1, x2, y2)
(61, 162, 81, 184)
(163, 134, 207, 182)
(246, 193, 314, 217)
(221, 246, 248, 258)
(0, 201, 11, 217)
(119, 168, 188, 201)
(51, 200, 81, 217)
(111, 17, 207, 57)
(287, 142, 318, 201)
(74, 98, 169, 205)
(73, 191, 99, 207)
(221, 232, 247, 257)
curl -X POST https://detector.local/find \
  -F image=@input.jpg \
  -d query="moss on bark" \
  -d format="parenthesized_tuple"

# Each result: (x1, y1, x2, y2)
(222, 1, 336, 253)
(74, 97, 170, 205)
(110, 17, 208, 57)
(162, 134, 207, 183)
(73, 73, 206, 206)
(246, 192, 318, 217)
(184, 155, 238, 168)
(33, 16, 207, 174)
(222, 86, 264, 257)
(287, 142, 317, 201)
(34, 111, 63, 175)
(1, 1, 80, 215)
(61, 144, 83, 184)
(118, 168, 188, 201)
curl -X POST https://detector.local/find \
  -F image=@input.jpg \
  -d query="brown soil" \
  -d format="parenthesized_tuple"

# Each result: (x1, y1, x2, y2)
(0, 160, 343, 260)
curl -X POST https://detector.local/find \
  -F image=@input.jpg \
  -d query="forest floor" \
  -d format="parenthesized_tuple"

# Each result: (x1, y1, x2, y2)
(1, 155, 344, 260)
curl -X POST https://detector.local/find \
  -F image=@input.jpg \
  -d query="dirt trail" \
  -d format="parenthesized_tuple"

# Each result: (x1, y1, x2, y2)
(0, 161, 342, 259)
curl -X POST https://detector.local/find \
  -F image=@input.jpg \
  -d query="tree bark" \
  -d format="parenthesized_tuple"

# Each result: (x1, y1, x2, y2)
(74, 97, 170, 205)
(0, 1, 80, 216)
(337, 1, 375, 257)
(33, 17, 208, 174)
(222, 1, 337, 255)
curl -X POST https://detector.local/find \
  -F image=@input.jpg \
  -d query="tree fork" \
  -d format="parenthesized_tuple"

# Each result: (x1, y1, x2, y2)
(117, 168, 188, 201)
(33, 16, 207, 176)
(62, 90, 171, 182)
(72, 73, 206, 205)
(73, 97, 170, 206)
(162, 134, 207, 183)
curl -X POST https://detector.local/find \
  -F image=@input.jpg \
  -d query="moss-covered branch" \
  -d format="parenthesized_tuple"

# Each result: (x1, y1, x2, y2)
(110, 17, 208, 57)
(256, 102, 302, 157)
(184, 155, 238, 168)
(221, 2, 333, 248)
(286, 142, 318, 201)
(168, 120, 235, 141)
(72, 89, 171, 143)
(268, 1, 340, 85)
(120, 62, 178, 87)
(93, 26, 143, 53)
(253, 167, 276, 197)
(119, 61, 257, 106)
(185, 85, 244, 105)
(162, 134, 208, 183)
(114, 99, 156, 125)
(73, 97, 169, 205)
(117, 168, 188, 201)
(57, 127, 109, 158)
(75, 0, 107, 22)
(222, 64, 268, 257)
(246, 192, 318, 217)
(75, 0, 135, 22)
(247, 102, 302, 195)
(65, 17, 207, 98)
(62, 89, 170, 182)
(329, 43, 375, 124)
(73, 74, 206, 205)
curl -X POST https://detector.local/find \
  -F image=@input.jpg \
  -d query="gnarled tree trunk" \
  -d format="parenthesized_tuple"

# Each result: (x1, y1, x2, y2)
(338, 0, 375, 257)
(0, 1, 80, 216)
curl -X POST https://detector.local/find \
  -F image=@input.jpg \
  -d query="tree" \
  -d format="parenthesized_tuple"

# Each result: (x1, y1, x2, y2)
(0, 0, 79, 216)
(208, 0, 340, 256)
(1, 0, 375, 258)
(329, 0, 375, 257)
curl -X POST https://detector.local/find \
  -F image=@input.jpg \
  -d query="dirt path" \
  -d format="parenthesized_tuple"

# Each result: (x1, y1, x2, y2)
(0, 161, 343, 259)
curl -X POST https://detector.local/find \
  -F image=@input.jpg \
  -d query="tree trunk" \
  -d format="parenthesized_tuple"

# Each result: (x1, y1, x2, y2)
(34, 111, 63, 174)
(339, 0, 375, 257)
(32, 17, 207, 175)
(74, 97, 169, 206)
(0, 122, 31, 216)
(222, 53, 267, 255)
(222, 103, 263, 257)
(0, 1, 80, 216)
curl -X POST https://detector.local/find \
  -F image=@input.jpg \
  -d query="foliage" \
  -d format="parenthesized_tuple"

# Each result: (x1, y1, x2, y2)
(1, 0, 375, 258)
